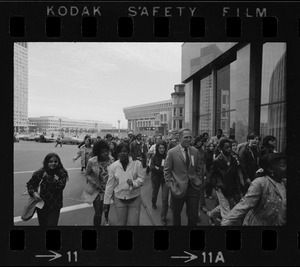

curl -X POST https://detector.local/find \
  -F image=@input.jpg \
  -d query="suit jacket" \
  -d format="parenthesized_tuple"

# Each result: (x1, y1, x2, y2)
(164, 145, 204, 198)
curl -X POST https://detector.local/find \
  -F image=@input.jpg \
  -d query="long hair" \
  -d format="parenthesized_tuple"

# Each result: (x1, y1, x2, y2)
(43, 153, 65, 173)
(155, 140, 167, 158)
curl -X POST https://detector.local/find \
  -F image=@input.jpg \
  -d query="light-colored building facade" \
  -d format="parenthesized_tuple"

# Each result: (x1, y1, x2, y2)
(14, 42, 28, 132)
(123, 100, 172, 136)
(181, 42, 286, 153)
(171, 84, 185, 132)
(28, 116, 114, 134)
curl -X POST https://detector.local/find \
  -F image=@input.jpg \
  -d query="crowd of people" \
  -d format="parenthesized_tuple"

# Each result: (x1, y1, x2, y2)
(25, 128, 286, 227)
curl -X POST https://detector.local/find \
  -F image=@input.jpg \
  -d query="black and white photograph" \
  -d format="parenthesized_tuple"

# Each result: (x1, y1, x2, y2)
(13, 42, 286, 227)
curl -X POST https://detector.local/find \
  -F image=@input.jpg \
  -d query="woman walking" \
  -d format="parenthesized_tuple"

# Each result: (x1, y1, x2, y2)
(81, 140, 114, 226)
(73, 137, 93, 172)
(149, 140, 169, 225)
(26, 153, 68, 227)
(103, 142, 145, 226)
(221, 153, 286, 226)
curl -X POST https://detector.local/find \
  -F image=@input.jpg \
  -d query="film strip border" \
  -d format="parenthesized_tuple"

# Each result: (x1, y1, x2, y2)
(9, 16, 283, 39)
(6, 227, 300, 265)
(0, 2, 297, 41)
(3, 1, 300, 265)
(10, 228, 297, 251)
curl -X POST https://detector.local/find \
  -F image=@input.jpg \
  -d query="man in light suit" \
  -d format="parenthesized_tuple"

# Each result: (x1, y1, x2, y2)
(164, 128, 204, 226)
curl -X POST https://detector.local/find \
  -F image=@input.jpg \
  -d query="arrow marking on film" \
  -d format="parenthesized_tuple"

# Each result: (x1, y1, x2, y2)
(171, 251, 198, 263)
(35, 250, 62, 262)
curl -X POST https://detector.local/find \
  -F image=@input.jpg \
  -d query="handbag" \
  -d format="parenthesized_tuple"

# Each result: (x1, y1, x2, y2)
(21, 179, 43, 221)
(21, 196, 40, 221)
(81, 181, 100, 204)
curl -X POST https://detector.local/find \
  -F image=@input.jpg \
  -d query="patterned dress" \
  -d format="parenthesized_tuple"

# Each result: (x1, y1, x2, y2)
(27, 168, 68, 210)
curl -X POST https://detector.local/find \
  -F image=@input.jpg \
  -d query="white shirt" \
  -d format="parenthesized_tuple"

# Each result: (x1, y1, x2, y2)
(179, 144, 190, 162)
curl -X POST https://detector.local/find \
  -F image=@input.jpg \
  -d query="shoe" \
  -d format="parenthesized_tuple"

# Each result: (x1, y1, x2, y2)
(152, 204, 157, 209)
(207, 211, 215, 226)
(104, 219, 111, 226)
(201, 206, 208, 213)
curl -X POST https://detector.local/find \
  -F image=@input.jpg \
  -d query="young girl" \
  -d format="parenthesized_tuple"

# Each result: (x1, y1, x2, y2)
(26, 153, 68, 227)
(73, 137, 93, 172)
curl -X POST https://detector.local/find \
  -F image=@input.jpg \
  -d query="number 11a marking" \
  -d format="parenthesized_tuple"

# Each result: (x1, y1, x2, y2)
(67, 251, 78, 262)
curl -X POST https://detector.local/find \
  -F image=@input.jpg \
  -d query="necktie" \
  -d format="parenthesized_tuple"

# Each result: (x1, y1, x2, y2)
(185, 147, 190, 169)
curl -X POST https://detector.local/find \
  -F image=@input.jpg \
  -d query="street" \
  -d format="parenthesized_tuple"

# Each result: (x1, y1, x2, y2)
(14, 141, 217, 226)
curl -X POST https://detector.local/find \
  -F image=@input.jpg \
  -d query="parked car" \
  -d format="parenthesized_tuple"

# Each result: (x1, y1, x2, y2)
(26, 134, 40, 141)
(35, 135, 56, 143)
(61, 136, 83, 145)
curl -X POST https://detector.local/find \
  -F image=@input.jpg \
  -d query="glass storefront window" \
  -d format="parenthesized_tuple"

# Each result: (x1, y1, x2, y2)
(199, 74, 213, 136)
(260, 43, 286, 153)
(182, 43, 237, 81)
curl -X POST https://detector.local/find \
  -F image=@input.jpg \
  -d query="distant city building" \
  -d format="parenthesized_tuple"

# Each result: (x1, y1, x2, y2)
(14, 42, 28, 132)
(28, 116, 114, 134)
(171, 84, 185, 132)
(123, 100, 172, 136)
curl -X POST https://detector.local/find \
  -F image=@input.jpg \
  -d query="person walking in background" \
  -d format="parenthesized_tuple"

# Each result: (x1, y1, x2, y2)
(239, 133, 261, 189)
(127, 131, 135, 145)
(149, 140, 169, 225)
(207, 138, 242, 225)
(26, 153, 68, 227)
(164, 128, 204, 226)
(109, 140, 119, 161)
(103, 142, 145, 226)
(167, 131, 179, 151)
(73, 137, 93, 172)
(130, 133, 148, 168)
(202, 132, 209, 148)
(147, 134, 162, 175)
(221, 153, 286, 226)
(81, 140, 114, 226)
(204, 141, 215, 199)
(55, 134, 62, 147)
(78, 134, 91, 149)
(210, 129, 226, 146)
(260, 135, 277, 158)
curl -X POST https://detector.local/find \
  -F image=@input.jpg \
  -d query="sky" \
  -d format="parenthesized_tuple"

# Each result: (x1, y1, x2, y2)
(28, 42, 183, 128)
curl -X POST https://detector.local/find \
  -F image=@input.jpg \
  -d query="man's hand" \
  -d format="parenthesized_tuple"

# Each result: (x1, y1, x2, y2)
(127, 179, 133, 187)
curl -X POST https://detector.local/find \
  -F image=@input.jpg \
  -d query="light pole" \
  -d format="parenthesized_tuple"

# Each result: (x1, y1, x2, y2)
(118, 120, 120, 135)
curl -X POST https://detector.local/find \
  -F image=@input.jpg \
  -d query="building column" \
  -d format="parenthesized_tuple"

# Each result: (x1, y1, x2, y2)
(212, 67, 217, 137)
(192, 78, 200, 136)
(249, 43, 263, 135)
